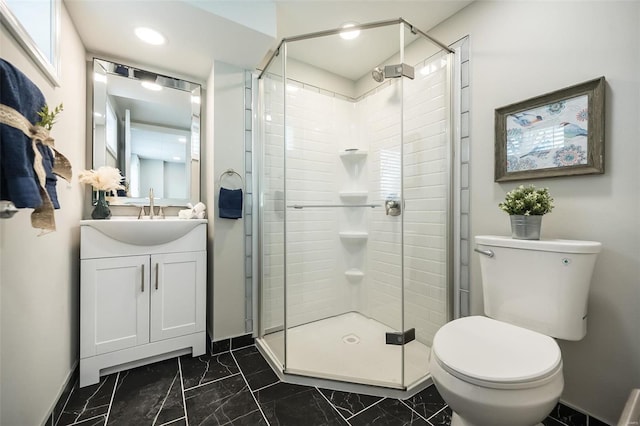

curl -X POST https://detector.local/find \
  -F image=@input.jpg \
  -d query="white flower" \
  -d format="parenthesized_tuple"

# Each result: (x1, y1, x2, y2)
(78, 166, 125, 192)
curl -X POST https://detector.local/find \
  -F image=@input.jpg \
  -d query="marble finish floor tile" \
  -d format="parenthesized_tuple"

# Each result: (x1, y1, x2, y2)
(318, 388, 383, 419)
(548, 403, 588, 426)
(158, 418, 187, 426)
(57, 374, 116, 425)
(232, 346, 278, 391)
(180, 352, 240, 390)
(349, 399, 429, 426)
(54, 369, 79, 426)
(543, 417, 567, 426)
(70, 415, 107, 426)
(107, 359, 184, 425)
(59, 345, 589, 426)
(184, 374, 266, 425)
(404, 385, 447, 419)
(212, 339, 231, 355)
(425, 406, 452, 426)
(231, 334, 255, 350)
(255, 382, 347, 425)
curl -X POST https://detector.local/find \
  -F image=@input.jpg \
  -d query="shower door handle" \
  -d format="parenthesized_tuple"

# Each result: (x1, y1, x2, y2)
(385, 199, 401, 216)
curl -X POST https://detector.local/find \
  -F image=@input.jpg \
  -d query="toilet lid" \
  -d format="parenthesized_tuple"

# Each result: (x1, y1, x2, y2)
(432, 316, 561, 386)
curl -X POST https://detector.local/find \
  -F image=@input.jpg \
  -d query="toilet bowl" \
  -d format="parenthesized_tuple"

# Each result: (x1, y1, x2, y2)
(430, 236, 600, 425)
(430, 316, 564, 426)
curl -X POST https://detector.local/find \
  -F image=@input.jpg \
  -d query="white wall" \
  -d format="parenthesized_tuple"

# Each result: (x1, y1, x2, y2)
(429, 1, 640, 423)
(164, 162, 187, 199)
(139, 158, 164, 198)
(211, 61, 247, 339)
(0, 4, 86, 425)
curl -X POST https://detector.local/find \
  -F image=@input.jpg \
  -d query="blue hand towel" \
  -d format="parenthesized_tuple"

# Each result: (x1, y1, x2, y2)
(219, 187, 243, 219)
(0, 59, 59, 208)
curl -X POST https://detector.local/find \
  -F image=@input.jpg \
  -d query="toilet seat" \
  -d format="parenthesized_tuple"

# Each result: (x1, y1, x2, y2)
(432, 316, 562, 390)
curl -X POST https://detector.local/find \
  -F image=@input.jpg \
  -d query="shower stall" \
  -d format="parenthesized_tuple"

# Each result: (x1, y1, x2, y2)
(256, 18, 455, 395)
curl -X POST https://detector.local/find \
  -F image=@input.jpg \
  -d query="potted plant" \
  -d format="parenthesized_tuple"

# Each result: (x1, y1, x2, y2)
(78, 166, 124, 219)
(498, 184, 554, 240)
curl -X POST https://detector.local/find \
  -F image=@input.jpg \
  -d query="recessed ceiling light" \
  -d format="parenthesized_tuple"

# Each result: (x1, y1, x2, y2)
(141, 81, 162, 91)
(93, 73, 107, 83)
(134, 27, 166, 45)
(340, 22, 360, 40)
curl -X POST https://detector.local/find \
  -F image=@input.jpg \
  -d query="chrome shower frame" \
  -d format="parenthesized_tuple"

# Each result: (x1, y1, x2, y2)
(258, 18, 453, 80)
(255, 17, 457, 398)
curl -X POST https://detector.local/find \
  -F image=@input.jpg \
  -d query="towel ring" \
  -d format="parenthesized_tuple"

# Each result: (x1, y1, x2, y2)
(219, 168, 244, 189)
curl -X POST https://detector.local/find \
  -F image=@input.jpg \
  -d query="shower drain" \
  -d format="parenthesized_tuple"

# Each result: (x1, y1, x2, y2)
(342, 334, 360, 344)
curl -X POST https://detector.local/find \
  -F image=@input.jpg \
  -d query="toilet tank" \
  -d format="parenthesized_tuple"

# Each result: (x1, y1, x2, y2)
(475, 235, 601, 341)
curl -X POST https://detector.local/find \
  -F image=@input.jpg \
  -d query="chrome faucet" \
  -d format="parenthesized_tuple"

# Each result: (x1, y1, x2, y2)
(148, 188, 155, 219)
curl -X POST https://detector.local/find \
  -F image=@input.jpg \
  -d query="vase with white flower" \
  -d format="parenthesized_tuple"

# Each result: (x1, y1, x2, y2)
(498, 184, 554, 240)
(78, 166, 125, 219)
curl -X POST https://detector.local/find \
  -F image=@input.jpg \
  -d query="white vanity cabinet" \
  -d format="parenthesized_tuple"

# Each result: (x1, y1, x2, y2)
(79, 220, 207, 387)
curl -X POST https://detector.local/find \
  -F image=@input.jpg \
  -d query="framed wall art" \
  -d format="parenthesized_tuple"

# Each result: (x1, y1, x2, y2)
(495, 77, 605, 182)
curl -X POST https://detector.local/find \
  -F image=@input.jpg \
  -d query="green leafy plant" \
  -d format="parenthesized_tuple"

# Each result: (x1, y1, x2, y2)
(36, 103, 64, 130)
(499, 185, 554, 216)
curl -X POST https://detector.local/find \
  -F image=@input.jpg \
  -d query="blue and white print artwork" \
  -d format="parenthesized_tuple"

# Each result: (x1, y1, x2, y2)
(506, 94, 589, 172)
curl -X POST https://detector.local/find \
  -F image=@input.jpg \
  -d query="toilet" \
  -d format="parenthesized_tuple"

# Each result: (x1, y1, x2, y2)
(430, 235, 602, 426)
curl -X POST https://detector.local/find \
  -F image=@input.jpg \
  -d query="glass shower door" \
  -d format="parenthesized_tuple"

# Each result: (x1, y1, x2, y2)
(258, 50, 286, 369)
(281, 23, 407, 388)
(402, 50, 453, 387)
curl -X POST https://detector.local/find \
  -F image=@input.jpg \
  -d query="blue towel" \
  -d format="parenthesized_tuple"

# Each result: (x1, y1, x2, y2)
(219, 187, 243, 219)
(0, 59, 59, 208)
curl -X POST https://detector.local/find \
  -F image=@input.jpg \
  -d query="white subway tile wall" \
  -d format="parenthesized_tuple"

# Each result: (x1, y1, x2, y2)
(364, 53, 450, 346)
(260, 51, 450, 349)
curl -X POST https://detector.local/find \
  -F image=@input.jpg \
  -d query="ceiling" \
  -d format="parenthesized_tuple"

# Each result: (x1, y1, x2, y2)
(65, 0, 472, 83)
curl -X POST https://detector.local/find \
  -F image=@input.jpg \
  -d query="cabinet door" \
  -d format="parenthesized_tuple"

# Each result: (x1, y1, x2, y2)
(80, 256, 150, 357)
(150, 251, 205, 342)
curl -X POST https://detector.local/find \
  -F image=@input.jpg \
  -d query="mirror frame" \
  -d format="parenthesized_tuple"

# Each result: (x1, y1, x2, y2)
(0, 0, 61, 86)
(91, 58, 202, 207)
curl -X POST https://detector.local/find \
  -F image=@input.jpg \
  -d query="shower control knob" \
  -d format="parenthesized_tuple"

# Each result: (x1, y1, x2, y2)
(385, 199, 401, 216)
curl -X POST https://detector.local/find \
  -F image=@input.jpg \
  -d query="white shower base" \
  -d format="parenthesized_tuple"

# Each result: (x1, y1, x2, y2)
(261, 312, 431, 389)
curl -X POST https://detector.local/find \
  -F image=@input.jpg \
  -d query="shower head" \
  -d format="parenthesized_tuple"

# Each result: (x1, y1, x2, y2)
(371, 64, 415, 83)
(372, 67, 385, 83)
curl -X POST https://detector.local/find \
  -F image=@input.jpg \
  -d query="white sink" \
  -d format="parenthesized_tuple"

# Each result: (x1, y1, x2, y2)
(80, 216, 207, 246)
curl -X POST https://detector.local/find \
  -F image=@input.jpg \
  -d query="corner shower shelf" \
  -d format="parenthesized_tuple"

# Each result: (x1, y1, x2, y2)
(344, 269, 365, 280)
(339, 231, 368, 240)
(339, 191, 368, 200)
(339, 149, 368, 160)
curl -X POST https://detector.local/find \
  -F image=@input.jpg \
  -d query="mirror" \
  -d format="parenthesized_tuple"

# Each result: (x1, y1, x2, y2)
(92, 58, 201, 206)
